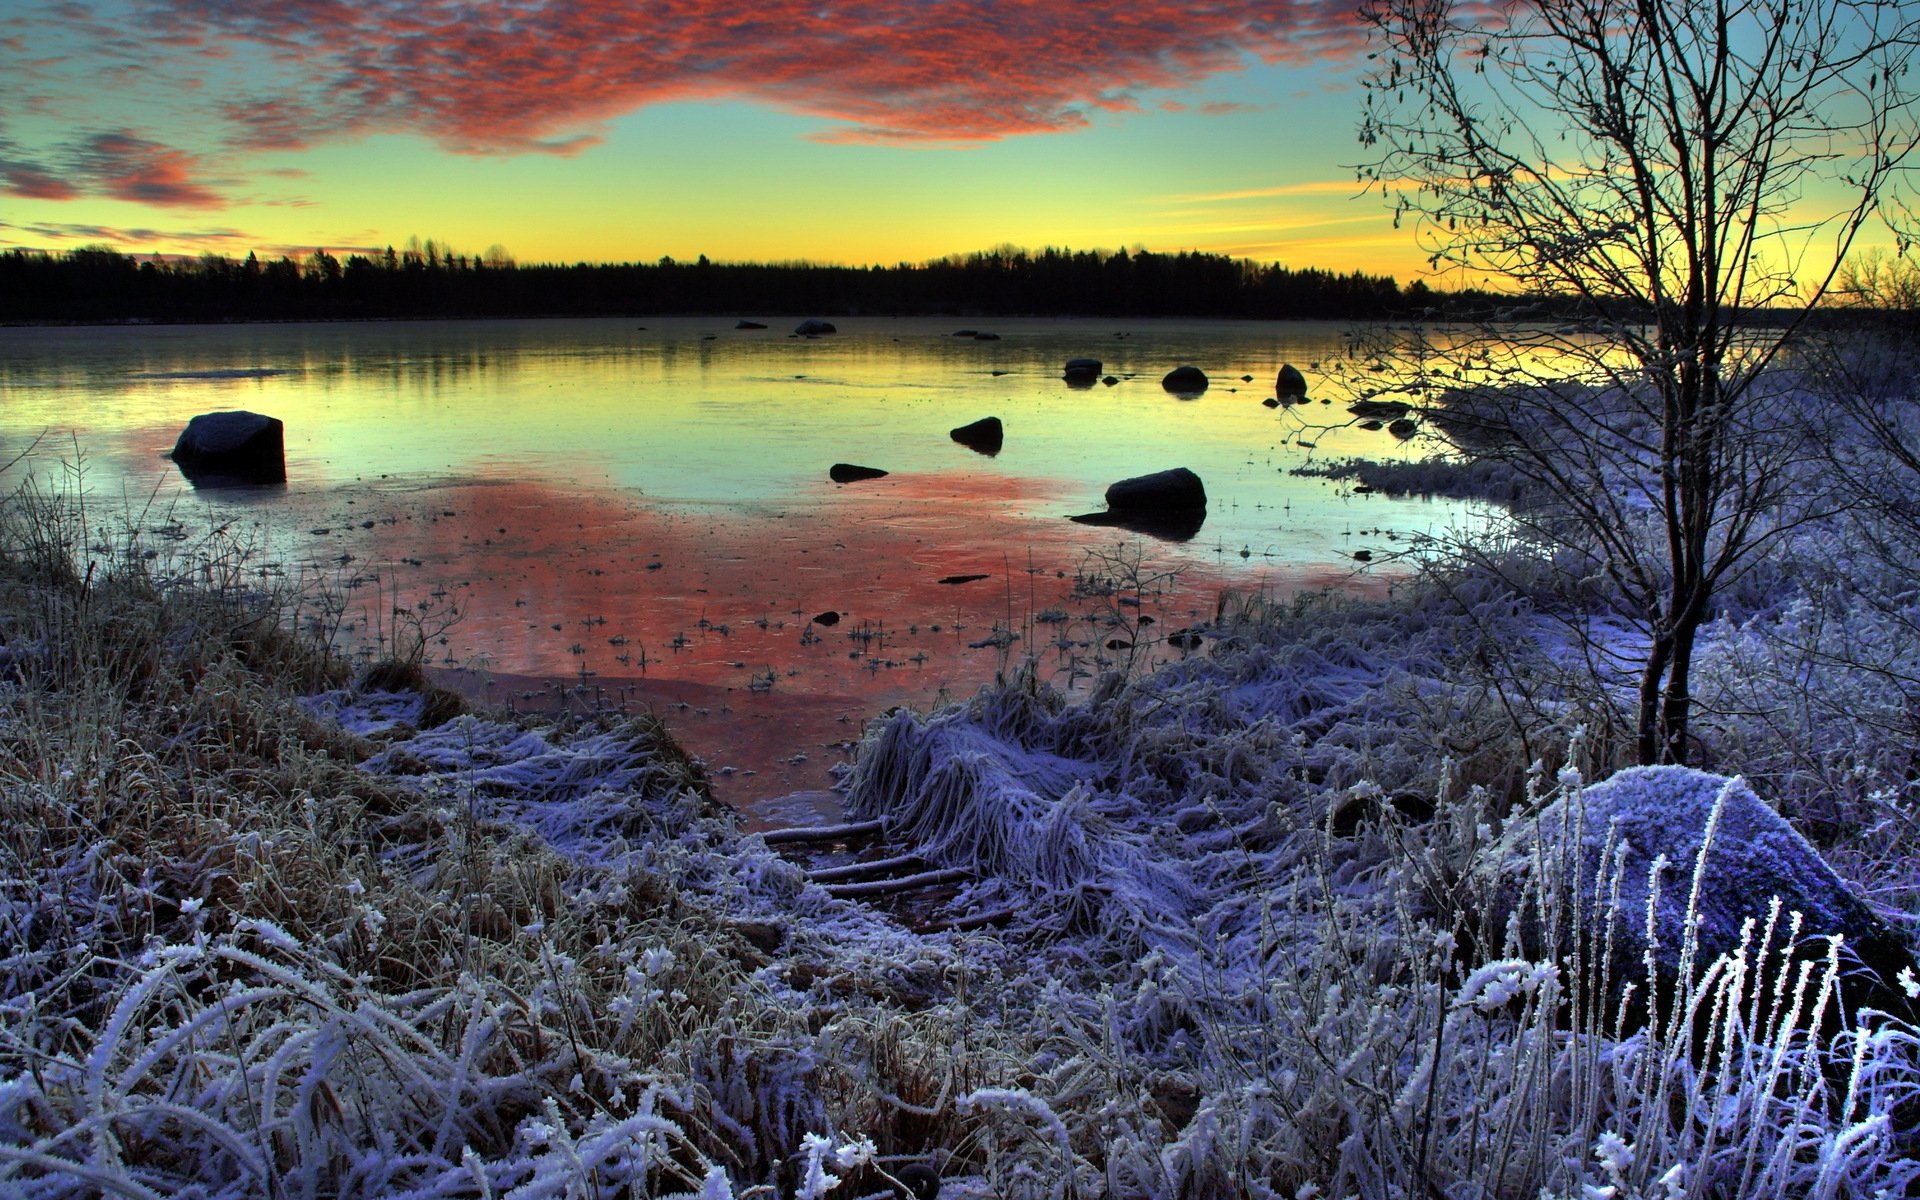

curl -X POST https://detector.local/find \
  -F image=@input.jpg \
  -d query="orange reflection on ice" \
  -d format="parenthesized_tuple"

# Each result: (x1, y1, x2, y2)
(300, 466, 1364, 807)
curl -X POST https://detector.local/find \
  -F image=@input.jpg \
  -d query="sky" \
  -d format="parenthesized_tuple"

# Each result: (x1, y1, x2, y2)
(0, 1, 1426, 276)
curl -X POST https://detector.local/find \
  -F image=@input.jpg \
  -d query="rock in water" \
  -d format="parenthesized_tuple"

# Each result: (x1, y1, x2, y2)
(1161, 365, 1208, 395)
(949, 416, 1004, 455)
(829, 463, 888, 483)
(1477, 766, 1918, 1030)
(735, 319, 767, 329)
(1277, 363, 1309, 398)
(1063, 357, 1102, 386)
(1349, 397, 1412, 419)
(170, 410, 286, 485)
(1069, 467, 1208, 540)
(794, 318, 837, 335)
(1105, 467, 1205, 513)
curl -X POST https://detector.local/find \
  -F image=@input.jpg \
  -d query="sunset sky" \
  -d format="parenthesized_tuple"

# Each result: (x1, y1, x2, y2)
(0, 1, 1426, 275)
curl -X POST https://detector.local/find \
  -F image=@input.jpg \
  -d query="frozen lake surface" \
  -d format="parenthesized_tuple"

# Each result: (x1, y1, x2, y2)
(0, 315, 1486, 808)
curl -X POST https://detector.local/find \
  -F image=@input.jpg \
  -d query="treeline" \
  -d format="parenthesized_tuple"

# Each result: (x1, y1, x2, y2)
(0, 242, 1471, 324)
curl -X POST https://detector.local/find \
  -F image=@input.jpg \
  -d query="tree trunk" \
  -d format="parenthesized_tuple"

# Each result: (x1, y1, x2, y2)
(1657, 614, 1700, 765)
(1637, 633, 1675, 766)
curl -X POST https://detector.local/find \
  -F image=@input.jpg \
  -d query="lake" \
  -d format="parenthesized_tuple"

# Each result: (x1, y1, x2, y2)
(0, 315, 1485, 815)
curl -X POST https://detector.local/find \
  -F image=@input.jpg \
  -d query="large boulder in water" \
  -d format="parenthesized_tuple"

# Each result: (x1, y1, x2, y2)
(949, 416, 1004, 456)
(794, 318, 837, 336)
(829, 463, 888, 483)
(1063, 358, 1103, 387)
(1161, 365, 1208, 395)
(1070, 467, 1207, 541)
(1277, 363, 1309, 398)
(1349, 397, 1412, 420)
(1475, 767, 1917, 1030)
(1105, 467, 1205, 513)
(170, 410, 285, 486)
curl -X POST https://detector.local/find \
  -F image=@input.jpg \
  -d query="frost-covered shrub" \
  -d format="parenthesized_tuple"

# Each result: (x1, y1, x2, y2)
(842, 574, 1920, 1195)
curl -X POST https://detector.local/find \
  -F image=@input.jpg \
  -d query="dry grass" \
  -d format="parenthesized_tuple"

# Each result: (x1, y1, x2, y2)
(0, 473, 1001, 1198)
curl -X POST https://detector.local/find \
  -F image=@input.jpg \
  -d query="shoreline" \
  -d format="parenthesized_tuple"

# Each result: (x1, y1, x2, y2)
(428, 665, 904, 825)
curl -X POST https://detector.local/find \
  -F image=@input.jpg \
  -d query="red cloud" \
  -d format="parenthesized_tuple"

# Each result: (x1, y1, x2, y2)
(138, 1, 1364, 153)
(80, 132, 225, 207)
(2, 163, 81, 200)
(0, 130, 229, 208)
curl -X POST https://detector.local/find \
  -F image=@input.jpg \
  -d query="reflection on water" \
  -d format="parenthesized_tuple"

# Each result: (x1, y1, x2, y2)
(1067, 507, 1209, 541)
(0, 316, 1487, 808)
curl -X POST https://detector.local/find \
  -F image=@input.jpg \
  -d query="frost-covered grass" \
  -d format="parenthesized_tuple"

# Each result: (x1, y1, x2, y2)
(8, 377, 1920, 1199)
(1290, 455, 1535, 505)
(0, 478, 1023, 1198)
(841, 574, 1920, 1196)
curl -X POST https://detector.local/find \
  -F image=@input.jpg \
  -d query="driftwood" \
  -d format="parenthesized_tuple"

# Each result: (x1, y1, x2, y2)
(918, 908, 1019, 934)
(824, 867, 971, 900)
(761, 819, 885, 846)
(806, 852, 929, 884)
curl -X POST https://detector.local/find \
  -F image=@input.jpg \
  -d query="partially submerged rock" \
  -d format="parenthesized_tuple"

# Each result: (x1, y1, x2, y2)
(1070, 467, 1207, 541)
(1161, 365, 1208, 395)
(1348, 397, 1412, 420)
(829, 463, 889, 483)
(794, 318, 837, 336)
(734, 319, 767, 329)
(1104, 467, 1205, 513)
(1277, 363, 1309, 398)
(949, 416, 1004, 456)
(1064, 357, 1103, 386)
(170, 410, 286, 486)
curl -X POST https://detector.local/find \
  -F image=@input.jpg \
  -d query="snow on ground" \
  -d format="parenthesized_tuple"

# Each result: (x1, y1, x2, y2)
(832, 535, 1920, 1194)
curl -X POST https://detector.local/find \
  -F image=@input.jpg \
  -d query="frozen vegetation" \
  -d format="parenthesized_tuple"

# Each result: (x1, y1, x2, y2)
(7, 344, 1920, 1197)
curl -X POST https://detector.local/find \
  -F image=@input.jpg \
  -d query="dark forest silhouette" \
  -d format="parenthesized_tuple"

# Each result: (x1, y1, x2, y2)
(0, 241, 1475, 324)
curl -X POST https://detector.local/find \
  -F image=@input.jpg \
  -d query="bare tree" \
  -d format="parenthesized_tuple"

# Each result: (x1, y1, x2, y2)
(1354, 0, 1920, 764)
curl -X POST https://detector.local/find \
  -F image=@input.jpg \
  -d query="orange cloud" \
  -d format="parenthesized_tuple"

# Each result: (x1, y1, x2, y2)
(134, 0, 1366, 153)
(1, 163, 80, 200)
(0, 129, 226, 208)
(81, 131, 225, 207)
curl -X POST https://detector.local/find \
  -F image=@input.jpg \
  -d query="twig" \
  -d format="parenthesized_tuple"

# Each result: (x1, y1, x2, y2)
(806, 852, 929, 883)
(824, 867, 971, 899)
(761, 819, 885, 846)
